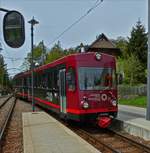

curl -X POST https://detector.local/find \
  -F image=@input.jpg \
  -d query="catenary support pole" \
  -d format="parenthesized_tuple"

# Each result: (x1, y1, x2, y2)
(28, 17, 39, 112)
(146, 0, 150, 120)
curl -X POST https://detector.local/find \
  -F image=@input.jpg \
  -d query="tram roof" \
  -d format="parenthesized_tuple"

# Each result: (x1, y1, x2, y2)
(14, 52, 115, 78)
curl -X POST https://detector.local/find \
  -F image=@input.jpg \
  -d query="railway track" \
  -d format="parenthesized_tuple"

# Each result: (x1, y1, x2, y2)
(0, 95, 13, 108)
(0, 96, 16, 152)
(37, 103, 150, 153)
(68, 124, 150, 153)
(22, 99, 150, 153)
(43, 108, 150, 153)
(1, 99, 42, 153)
(109, 129, 150, 152)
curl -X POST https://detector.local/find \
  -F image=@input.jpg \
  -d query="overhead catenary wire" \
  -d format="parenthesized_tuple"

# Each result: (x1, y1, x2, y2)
(49, 0, 104, 46)
(0, 41, 23, 69)
(3, 56, 23, 61)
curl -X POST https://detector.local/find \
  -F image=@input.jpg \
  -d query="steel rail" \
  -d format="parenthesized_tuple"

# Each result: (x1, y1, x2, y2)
(69, 125, 150, 153)
(0, 97, 16, 152)
(70, 127, 121, 153)
(0, 95, 13, 109)
(22, 98, 150, 153)
(81, 127, 150, 153)
(0, 95, 7, 99)
(35, 106, 122, 153)
(109, 129, 150, 153)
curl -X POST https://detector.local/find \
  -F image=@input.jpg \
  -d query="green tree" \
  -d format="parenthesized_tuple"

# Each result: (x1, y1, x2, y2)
(117, 54, 145, 85)
(117, 20, 148, 84)
(0, 55, 9, 89)
(20, 57, 30, 71)
(124, 54, 144, 85)
(45, 42, 64, 64)
(21, 41, 47, 71)
(0, 55, 5, 86)
(64, 48, 77, 55)
(127, 20, 148, 68)
(115, 37, 128, 58)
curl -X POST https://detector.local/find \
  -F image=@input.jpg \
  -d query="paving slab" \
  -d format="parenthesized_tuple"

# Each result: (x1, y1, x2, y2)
(123, 118, 150, 140)
(23, 111, 101, 153)
(110, 105, 150, 140)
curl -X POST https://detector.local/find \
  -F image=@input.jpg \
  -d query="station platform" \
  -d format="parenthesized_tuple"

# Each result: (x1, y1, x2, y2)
(23, 111, 100, 153)
(111, 105, 150, 140)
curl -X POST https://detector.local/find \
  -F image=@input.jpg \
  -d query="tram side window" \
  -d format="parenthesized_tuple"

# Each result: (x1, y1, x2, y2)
(16, 79, 19, 86)
(47, 71, 52, 89)
(24, 77, 27, 87)
(36, 74, 40, 88)
(38, 74, 42, 88)
(28, 77, 31, 87)
(42, 73, 47, 88)
(47, 69, 59, 90)
(34, 75, 38, 87)
(16, 79, 18, 86)
(22, 78, 24, 87)
(53, 70, 59, 90)
(66, 67, 76, 91)
(18, 79, 21, 87)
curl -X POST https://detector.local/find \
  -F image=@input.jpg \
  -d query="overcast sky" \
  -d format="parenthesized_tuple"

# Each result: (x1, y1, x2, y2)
(0, 0, 148, 76)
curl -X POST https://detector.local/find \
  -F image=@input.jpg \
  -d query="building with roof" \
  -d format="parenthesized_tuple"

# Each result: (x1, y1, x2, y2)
(87, 33, 121, 56)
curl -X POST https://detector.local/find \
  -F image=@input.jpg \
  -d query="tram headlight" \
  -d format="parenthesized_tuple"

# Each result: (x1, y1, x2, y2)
(83, 102, 89, 109)
(81, 96, 89, 109)
(81, 99, 89, 109)
(111, 100, 117, 106)
(95, 52, 101, 60)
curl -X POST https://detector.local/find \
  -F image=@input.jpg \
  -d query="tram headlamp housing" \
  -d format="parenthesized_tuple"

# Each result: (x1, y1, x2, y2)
(112, 100, 117, 106)
(81, 96, 89, 109)
(95, 52, 101, 60)
(82, 102, 89, 109)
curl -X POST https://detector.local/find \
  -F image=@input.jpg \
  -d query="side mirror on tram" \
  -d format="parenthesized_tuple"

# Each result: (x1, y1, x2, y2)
(3, 11, 25, 48)
(66, 72, 71, 81)
(116, 73, 123, 84)
(66, 72, 76, 92)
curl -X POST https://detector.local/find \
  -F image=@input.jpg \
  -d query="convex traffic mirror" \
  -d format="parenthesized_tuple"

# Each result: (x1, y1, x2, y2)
(3, 11, 25, 48)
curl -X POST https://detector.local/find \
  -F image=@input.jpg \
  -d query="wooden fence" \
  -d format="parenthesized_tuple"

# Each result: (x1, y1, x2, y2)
(118, 85, 147, 99)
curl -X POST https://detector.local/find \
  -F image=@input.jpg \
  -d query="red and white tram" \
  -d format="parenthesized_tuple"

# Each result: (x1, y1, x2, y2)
(13, 52, 118, 128)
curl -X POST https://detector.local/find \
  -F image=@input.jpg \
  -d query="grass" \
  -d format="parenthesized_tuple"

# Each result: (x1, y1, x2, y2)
(119, 96, 147, 108)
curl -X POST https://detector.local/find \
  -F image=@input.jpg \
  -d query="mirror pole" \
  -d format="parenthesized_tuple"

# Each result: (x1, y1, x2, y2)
(0, 8, 10, 12)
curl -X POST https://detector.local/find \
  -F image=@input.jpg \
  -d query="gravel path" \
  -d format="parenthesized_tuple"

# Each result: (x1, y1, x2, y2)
(0, 97, 15, 132)
(1, 98, 150, 153)
(1, 99, 41, 153)
(0, 96, 9, 106)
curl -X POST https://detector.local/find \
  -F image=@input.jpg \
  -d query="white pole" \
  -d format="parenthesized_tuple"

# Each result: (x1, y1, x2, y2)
(146, 0, 150, 120)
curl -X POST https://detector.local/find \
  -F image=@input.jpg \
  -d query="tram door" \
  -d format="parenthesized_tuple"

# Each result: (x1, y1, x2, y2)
(59, 69, 67, 114)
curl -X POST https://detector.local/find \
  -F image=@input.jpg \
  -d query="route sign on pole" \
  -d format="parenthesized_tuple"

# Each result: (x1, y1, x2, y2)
(3, 10, 25, 48)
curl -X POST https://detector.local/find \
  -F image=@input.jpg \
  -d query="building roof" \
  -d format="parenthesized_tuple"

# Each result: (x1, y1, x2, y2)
(89, 33, 117, 49)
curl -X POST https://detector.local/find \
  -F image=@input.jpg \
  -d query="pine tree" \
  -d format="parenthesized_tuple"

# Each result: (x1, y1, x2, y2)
(115, 37, 128, 58)
(127, 20, 148, 68)
(0, 55, 9, 89)
(116, 20, 148, 84)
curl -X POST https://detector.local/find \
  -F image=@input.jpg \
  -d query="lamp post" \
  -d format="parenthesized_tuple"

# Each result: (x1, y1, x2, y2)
(28, 17, 39, 112)
(147, 0, 150, 120)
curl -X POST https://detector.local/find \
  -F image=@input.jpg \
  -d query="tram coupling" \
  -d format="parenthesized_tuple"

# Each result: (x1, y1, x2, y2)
(97, 115, 112, 128)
